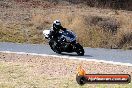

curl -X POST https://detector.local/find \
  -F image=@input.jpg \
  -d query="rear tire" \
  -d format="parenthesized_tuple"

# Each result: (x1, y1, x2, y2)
(49, 40, 61, 54)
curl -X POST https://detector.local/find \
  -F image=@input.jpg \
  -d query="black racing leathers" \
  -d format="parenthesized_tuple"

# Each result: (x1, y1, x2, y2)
(49, 27, 66, 47)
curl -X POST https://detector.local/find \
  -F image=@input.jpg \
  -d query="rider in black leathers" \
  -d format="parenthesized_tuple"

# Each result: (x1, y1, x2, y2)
(49, 20, 66, 42)
(49, 20, 66, 47)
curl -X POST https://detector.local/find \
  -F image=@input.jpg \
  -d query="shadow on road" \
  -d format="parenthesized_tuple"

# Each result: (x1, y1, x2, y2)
(60, 53, 93, 57)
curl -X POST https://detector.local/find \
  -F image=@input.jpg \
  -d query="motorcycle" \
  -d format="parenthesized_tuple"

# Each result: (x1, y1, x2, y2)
(43, 29, 84, 56)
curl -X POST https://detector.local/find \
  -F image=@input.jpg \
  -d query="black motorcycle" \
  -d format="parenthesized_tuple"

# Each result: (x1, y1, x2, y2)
(43, 29, 84, 56)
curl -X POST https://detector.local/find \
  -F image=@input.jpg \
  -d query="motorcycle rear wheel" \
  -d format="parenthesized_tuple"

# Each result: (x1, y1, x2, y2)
(49, 40, 61, 54)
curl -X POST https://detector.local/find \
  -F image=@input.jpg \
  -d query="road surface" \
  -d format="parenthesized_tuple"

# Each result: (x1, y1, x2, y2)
(0, 42, 132, 66)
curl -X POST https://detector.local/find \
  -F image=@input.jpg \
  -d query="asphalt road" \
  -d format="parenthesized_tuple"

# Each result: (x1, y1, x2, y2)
(0, 42, 132, 65)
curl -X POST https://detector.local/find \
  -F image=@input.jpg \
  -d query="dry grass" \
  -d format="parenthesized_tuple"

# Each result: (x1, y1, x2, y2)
(1, 61, 132, 88)
(0, 52, 132, 88)
(0, 0, 132, 49)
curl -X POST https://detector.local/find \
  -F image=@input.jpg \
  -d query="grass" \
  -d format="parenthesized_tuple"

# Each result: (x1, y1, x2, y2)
(0, 61, 132, 88)
(0, 0, 132, 49)
(0, 52, 132, 88)
(0, 24, 26, 43)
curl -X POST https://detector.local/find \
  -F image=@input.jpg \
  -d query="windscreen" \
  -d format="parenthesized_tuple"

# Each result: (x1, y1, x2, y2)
(61, 30, 76, 42)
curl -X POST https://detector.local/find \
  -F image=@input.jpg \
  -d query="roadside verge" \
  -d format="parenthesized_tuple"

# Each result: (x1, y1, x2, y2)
(0, 52, 132, 88)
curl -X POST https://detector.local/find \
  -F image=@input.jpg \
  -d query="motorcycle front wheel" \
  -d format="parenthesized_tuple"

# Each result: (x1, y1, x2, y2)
(74, 43, 84, 56)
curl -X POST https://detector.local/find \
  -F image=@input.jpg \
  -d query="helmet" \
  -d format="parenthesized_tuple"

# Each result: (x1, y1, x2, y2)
(53, 20, 62, 31)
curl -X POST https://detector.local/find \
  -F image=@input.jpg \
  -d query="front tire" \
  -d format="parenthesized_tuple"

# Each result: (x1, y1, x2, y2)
(74, 43, 84, 56)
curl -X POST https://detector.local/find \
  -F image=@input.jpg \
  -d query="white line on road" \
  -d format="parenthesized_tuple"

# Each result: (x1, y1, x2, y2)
(0, 51, 132, 66)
